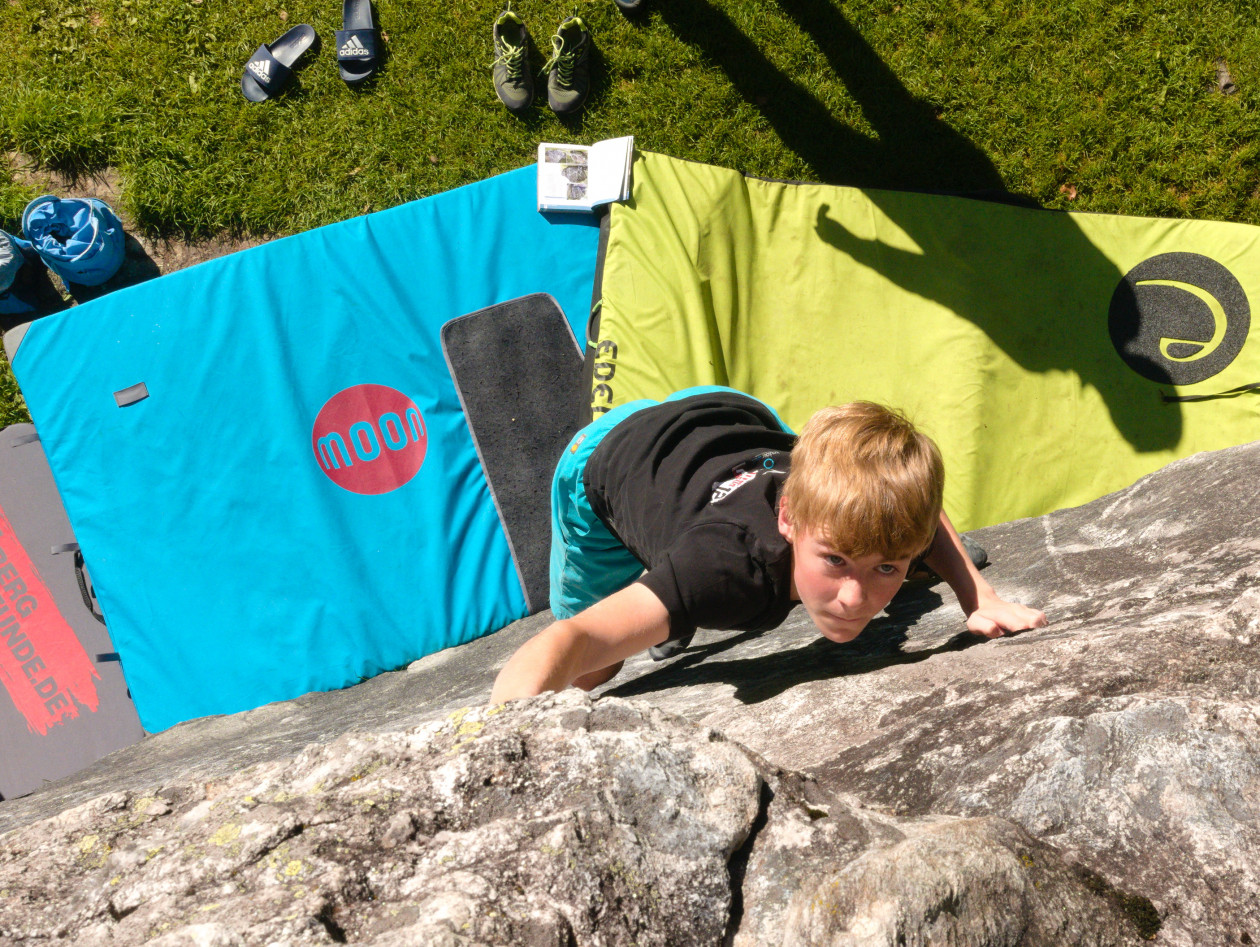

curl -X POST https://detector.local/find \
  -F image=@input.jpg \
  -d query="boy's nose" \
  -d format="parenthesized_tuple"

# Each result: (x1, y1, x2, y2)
(834, 577, 868, 611)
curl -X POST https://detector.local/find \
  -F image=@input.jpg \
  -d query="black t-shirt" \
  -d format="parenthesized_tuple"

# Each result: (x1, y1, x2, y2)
(583, 391, 798, 638)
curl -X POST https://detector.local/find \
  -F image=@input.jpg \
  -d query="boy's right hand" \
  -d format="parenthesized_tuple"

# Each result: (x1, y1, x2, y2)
(489, 583, 672, 704)
(965, 596, 1048, 638)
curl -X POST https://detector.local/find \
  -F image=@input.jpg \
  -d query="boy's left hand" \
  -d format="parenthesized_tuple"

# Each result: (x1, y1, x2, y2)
(965, 598, 1048, 638)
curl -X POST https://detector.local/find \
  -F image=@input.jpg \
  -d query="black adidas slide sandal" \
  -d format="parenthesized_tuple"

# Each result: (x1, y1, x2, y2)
(337, 0, 379, 87)
(241, 24, 317, 102)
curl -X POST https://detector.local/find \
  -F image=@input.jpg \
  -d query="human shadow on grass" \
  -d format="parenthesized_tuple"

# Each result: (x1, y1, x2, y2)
(655, 0, 1186, 453)
(603, 585, 987, 706)
(657, 0, 1006, 194)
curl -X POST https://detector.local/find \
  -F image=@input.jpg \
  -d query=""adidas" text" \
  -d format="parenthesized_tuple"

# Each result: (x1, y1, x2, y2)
(340, 36, 370, 57)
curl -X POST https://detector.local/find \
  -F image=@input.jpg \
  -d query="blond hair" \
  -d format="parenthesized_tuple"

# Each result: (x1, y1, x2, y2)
(781, 402, 943, 559)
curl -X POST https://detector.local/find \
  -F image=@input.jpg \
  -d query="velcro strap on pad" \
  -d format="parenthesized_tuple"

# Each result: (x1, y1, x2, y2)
(245, 45, 291, 93)
(336, 29, 378, 61)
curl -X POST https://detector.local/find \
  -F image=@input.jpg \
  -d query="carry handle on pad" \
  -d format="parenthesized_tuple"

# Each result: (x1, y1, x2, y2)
(51, 542, 107, 625)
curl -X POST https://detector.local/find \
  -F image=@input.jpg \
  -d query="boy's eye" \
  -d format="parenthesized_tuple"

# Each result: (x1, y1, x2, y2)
(877, 563, 900, 575)
(824, 554, 846, 567)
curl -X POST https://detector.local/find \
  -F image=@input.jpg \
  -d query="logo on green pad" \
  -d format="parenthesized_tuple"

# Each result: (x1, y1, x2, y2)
(1108, 253, 1250, 386)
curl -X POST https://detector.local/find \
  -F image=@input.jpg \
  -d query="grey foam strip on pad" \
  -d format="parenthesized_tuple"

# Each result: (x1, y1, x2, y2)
(441, 294, 584, 614)
(3, 322, 30, 362)
(0, 423, 146, 800)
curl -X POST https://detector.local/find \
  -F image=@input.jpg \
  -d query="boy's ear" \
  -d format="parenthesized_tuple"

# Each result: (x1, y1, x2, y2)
(777, 497, 795, 542)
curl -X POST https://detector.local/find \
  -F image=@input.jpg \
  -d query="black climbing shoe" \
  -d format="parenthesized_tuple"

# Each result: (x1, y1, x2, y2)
(613, 0, 645, 13)
(905, 533, 989, 586)
(542, 16, 591, 115)
(492, 8, 534, 113)
(648, 633, 693, 662)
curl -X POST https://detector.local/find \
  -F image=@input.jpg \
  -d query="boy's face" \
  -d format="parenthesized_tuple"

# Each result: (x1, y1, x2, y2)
(777, 507, 911, 643)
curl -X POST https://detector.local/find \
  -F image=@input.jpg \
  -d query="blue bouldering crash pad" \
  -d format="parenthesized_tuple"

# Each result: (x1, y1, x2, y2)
(5, 167, 599, 732)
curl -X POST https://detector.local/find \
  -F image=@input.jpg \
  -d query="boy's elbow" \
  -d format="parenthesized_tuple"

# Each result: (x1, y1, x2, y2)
(544, 618, 597, 671)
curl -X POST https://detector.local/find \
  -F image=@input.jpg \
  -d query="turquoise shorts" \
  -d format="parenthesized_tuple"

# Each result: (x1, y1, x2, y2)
(549, 386, 789, 619)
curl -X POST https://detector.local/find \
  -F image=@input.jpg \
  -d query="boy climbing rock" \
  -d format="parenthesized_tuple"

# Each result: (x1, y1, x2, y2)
(490, 387, 1046, 703)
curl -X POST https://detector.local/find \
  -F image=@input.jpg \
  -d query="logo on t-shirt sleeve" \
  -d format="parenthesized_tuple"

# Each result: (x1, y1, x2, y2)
(710, 451, 785, 504)
(712, 470, 758, 503)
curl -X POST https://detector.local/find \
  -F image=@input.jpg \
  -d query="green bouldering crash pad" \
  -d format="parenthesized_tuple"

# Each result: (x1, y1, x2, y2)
(590, 152, 1260, 531)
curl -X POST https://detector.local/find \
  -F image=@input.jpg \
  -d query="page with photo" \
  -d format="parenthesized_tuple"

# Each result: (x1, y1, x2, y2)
(536, 137, 633, 213)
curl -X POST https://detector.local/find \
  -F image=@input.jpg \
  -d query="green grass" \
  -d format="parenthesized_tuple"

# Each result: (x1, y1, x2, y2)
(0, 356, 26, 428)
(2, 0, 1259, 424)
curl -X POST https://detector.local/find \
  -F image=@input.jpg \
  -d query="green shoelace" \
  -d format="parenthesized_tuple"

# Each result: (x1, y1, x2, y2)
(494, 34, 528, 81)
(542, 22, 585, 87)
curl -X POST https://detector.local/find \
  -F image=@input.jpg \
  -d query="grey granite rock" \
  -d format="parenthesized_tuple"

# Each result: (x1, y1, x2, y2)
(3, 440, 1260, 943)
(0, 693, 1143, 945)
(0, 695, 758, 945)
(732, 764, 1144, 946)
(607, 441, 1260, 945)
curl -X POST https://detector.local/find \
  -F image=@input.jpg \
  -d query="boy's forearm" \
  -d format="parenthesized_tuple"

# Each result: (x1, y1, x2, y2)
(923, 511, 996, 616)
(490, 620, 586, 704)
(489, 584, 673, 706)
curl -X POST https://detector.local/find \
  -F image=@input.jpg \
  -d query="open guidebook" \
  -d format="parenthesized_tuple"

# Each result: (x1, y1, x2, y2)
(536, 136, 634, 213)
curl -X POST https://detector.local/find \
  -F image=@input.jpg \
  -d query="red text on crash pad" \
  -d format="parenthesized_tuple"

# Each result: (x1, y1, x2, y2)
(0, 506, 99, 734)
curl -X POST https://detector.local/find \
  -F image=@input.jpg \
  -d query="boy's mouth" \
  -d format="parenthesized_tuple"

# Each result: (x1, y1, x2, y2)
(824, 608, 866, 624)
(816, 612, 868, 639)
